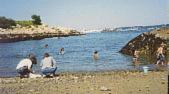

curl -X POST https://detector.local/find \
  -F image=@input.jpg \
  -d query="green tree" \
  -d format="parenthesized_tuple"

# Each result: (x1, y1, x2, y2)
(0, 16, 16, 29)
(31, 15, 42, 25)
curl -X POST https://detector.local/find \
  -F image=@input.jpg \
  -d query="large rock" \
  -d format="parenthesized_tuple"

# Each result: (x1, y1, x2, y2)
(120, 27, 169, 63)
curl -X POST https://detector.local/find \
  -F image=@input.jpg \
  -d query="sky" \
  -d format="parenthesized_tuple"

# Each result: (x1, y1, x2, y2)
(0, 0, 168, 30)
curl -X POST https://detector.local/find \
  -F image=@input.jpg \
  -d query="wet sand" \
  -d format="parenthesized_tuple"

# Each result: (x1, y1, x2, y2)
(0, 71, 168, 94)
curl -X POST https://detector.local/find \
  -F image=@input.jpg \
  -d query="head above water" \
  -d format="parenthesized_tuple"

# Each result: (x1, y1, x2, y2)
(44, 53, 50, 58)
(28, 53, 37, 64)
(94, 51, 98, 54)
(45, 44, 48, 48)
(61, 48, 64, 51)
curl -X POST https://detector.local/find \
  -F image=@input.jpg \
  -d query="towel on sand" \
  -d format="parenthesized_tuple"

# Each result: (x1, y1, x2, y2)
(29, 73, 42, 78)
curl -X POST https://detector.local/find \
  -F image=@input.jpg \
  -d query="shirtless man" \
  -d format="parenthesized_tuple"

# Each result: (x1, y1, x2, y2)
(156, 43, 165, 65)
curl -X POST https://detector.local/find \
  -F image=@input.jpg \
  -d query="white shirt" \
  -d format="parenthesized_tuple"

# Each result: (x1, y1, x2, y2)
(16, 59, 32, 70)
(40, 56, 57, 69)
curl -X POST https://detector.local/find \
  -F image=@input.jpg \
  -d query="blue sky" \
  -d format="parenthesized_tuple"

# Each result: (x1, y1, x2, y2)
(0, 0, 168, 30)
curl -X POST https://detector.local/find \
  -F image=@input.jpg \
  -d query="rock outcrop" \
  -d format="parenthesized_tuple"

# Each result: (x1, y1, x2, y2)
(120, 27, 169, 63)
(0, 25, 84, 43)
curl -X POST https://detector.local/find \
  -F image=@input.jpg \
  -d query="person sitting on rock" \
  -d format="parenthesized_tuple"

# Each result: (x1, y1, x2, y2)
(40, 53, 57, 77)
(16, 53, 37, 78)
(156, 43, 165, 65)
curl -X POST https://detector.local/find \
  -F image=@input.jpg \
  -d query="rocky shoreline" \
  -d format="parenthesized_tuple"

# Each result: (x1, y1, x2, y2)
(0, 25, 84, 43)
(0, 33, 84, 43)
(120, 27, 169, 63)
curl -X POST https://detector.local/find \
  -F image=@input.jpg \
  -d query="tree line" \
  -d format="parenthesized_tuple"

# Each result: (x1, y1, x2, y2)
(0, 15, 42, 29)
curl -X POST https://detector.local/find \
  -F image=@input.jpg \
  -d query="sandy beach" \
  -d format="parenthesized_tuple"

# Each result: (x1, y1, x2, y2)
(0, 71, 168, 94)
(0, 0, 168, 94)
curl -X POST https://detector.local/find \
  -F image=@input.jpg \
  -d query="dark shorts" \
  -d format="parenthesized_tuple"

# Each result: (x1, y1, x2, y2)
(16, 66, 30, 75)
(157, 54, 165, 61)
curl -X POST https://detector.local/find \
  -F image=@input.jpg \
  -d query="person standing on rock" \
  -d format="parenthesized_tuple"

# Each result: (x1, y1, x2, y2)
(16, 53, 37, 78)
(156, 43, 166, 65)
(40, 53, 57, 77)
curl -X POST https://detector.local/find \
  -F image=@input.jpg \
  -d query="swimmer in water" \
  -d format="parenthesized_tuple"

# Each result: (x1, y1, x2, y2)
(44, 44, 48, 48)
(59, 48, 64, 55)
(93, 51, 99, 60)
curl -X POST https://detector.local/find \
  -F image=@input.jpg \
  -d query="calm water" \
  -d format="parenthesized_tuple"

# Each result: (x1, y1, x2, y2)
(0, 31, 143, 77)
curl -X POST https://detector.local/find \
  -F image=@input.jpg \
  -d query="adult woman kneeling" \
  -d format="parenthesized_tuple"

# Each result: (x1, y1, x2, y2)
(41, 53, 57, 77)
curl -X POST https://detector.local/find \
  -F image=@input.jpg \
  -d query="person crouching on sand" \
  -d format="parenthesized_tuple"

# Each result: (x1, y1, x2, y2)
(16, 53, 37, 78)
(40, 53, 57, 77)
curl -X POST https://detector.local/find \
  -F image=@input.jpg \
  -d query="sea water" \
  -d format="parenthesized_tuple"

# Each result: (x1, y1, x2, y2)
(0, 31, 143, 77)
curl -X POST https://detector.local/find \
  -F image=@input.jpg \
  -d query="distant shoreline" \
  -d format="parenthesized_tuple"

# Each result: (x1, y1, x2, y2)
(0, 33, 84, 43)
(0, 25, 84, 43)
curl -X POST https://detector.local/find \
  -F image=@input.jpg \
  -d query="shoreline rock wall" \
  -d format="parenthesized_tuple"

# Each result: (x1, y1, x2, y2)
(0, 33, 83, 43)
(0, 25, 84, 43)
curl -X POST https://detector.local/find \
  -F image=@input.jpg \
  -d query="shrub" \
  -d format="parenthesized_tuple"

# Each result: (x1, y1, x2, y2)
(0, 16, 16, 29)
(31, 15, 42, 25)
